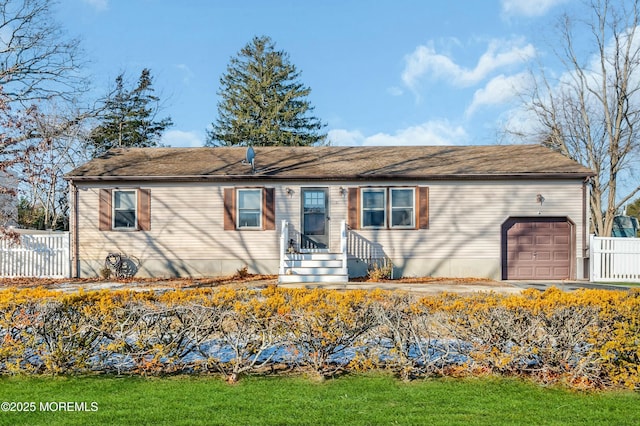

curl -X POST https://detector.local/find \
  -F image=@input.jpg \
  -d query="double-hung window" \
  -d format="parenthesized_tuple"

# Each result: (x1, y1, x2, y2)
(223, 187, 275, 231)
(113, 190, 137, 229)
(348, 186, 428, 230)
(361, 188, 386, 228)
(237, 189, 262, 229)
(390, 188, 415, 228)
(359, 187, 417, 229)
(99, 188, 150, 232)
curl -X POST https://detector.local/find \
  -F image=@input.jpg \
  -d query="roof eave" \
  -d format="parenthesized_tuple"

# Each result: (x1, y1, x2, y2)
(65, 172, 595, 183)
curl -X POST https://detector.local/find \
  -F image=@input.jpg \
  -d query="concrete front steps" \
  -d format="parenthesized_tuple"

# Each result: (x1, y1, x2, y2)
(279, 252, 348, 283)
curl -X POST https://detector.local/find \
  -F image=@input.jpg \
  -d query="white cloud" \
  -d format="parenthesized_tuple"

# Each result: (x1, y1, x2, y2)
(466, 72, 532, 116)
(401, 38, 536, 91)
(82, 0, 109, 12)
(328, 129, 365, 146)
(329, 120, 468, 147)
(175, 64, 194, 84)
(501, 0, 568, 18)
(387, 86, 403, 96)
(161, 130, 205, 147)
(502, 22, 640, 143)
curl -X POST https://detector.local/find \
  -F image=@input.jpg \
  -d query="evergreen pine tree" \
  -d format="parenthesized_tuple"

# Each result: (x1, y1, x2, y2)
(207, 36, 326, 147)
(88, 69, 173, 157)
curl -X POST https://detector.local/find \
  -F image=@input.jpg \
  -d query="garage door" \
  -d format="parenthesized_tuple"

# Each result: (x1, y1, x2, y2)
(503, 218, 572, 280)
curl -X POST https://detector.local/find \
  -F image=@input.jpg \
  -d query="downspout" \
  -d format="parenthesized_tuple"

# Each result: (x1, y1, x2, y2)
(70, 182, 79, 278)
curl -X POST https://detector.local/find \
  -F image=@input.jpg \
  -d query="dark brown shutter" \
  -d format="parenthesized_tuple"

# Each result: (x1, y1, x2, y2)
(138, 189, 151, 231)
(223, 188, 236, 230)
(417, 186, 429, 229)
(347, 187, 359, 229)
(99, 188, 112, 231)
(263, 187, 275, 230)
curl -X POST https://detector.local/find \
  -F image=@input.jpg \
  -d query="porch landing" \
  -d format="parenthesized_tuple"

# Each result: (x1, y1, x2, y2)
(278, 220, 349, 284)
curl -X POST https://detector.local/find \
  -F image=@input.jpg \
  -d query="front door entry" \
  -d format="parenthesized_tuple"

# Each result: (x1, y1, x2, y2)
(301, 188, 329, 250)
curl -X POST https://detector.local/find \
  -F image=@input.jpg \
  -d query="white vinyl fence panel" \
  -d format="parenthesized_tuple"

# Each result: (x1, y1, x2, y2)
(590, 235, 640, 283)
(0, 231, 70, 278)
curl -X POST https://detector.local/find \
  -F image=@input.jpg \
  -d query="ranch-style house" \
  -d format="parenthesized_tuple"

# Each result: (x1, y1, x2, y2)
(64, 145, 594, 283)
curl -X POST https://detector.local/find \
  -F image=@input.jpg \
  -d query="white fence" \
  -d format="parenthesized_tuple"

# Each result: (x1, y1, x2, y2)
(0, 231, 70, 278)
(590, 235, 640, 283)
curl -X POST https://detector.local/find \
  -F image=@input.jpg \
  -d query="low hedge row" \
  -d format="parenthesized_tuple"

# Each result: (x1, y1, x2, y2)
(0, 285, 638, 389)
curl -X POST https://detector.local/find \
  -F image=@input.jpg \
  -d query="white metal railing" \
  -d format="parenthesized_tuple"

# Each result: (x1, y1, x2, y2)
(279, 220, 349, 273)
(0, 231, 70, 278)
(590, 235, 640, 283)
(279, 220, 288, 275)
(346, 228, 387, 264)
(340, 220, 347, 271)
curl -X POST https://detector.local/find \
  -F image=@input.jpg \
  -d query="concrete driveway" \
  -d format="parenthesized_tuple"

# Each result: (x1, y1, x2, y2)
(504, 280, 631, 292)
(277, 279, 630, 294)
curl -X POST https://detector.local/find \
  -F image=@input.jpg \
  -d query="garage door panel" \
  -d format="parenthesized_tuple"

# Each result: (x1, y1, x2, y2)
(535, 266, 552, 278)
(536, 235, 552, 245)
(536, 252, 551, 261)
(503, 218, 572, 280)
(509, 266, 533, 276)
(553, 267, 570, 276)
(513, 235, 533, 245)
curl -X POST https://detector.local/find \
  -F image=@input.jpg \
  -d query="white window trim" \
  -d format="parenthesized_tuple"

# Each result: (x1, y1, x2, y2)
(112, 189, 138, 230)
(237, 188, 263, 229)
(361, 188, 387, 229)
(390, 187, 416, 229)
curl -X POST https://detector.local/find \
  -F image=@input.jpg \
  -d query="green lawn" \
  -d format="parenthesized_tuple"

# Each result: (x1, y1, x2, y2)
(0, 374, 638, 426)
(601, 282, 640, 287)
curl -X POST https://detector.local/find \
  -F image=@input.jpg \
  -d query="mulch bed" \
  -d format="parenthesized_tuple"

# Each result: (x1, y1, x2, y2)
(0, 274, 279, 289)
(0, 274, 503, 290)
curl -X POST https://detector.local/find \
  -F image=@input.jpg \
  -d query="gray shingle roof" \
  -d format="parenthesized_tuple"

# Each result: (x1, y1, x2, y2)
(65, 145, 594, 182)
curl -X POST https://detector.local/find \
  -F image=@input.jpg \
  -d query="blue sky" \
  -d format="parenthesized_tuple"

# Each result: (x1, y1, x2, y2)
(55, 0, 576, 148)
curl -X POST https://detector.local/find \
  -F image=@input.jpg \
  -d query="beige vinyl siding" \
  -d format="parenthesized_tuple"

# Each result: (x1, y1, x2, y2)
(351, 179, 585, 256)
(268, 184, 349, 253)
(76, 182, 283, 276)
(345, 179, 586, 279)
(73, 178, 587, 279)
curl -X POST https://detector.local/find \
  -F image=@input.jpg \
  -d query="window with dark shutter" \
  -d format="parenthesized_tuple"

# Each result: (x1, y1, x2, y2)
(138, 189, 151, 231)
(223, 188, 236, 230)
(347, 186, 428, 230)
(98, 188, 150, 231)
(263, 187, 275, 230)
(99, 189, 112, 231)
(347, 187, 359, 229)
(224, 187, 275, 231)
(417, 186, 429, 229)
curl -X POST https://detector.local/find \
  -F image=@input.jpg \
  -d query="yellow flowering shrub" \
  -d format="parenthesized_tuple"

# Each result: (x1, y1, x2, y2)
(0, 286, 638, 389)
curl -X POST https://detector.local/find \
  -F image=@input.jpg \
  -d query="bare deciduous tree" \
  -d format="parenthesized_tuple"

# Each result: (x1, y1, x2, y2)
(508, 0, 640, 236)
(20, 103, 92, 230)
(0, 87, 48, 234)
(0, 0, 85, 104)
(0, 0, 89, 232)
